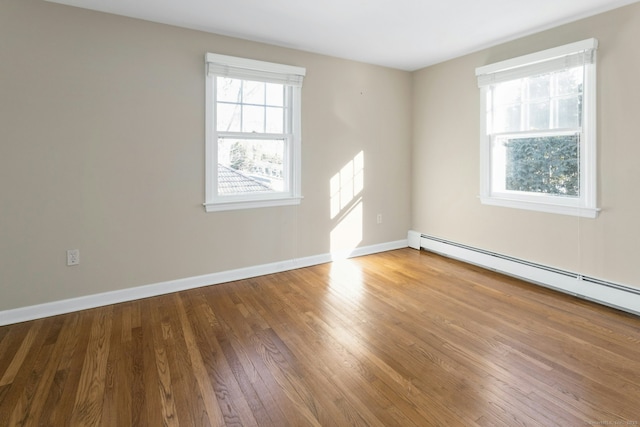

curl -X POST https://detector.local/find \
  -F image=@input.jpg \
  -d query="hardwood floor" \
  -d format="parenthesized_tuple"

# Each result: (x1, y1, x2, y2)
(0, 248, 639, 426)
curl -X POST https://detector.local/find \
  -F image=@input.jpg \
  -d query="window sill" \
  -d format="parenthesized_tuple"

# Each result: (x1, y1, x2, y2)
(480, 196, 599, 218)
(204, 196, 302, 212)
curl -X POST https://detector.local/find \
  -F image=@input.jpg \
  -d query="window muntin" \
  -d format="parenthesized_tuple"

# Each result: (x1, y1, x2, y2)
(216, 78, 286, 134)
(476, 39, 598, 218)
(204, 54, 305, 212)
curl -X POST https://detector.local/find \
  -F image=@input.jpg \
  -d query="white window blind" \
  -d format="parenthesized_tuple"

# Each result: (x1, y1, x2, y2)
(476, 39, 597, 87)
(206, 53, 305, 87)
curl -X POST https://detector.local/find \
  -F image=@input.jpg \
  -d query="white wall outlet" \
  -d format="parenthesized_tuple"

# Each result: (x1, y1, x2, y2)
(377, 213, 383, 224)
(67, 249, 80, 266)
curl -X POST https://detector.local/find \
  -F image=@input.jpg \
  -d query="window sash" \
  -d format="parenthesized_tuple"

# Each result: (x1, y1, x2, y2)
(213, 76, 293, 199)
(490, 130, 581, 197)
(486, 68, 584, 135)
(215, 79, 291, 136)
(215, 134, 292, 197)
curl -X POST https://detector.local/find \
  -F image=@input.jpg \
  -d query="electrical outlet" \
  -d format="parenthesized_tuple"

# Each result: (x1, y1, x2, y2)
(377, 213, 383, 224)
(67, 249, 80, 266)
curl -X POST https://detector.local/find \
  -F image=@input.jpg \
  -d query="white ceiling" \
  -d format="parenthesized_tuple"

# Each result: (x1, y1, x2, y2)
(47, 0, 639, 71)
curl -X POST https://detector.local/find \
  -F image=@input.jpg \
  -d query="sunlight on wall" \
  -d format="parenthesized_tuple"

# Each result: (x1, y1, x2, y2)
(330, 151, 364, 220)
(330, 151, 364, 259)
(330, 201, 363, 259)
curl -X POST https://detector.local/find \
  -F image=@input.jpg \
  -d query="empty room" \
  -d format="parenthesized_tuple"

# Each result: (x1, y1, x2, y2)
(1, 0, 639, 425)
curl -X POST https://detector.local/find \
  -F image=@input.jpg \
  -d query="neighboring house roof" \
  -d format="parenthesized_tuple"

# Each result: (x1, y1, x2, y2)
(217, 164, 272, 194)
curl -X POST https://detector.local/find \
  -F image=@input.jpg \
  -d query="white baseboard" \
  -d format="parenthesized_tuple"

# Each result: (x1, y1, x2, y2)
(412, 232, 640, 317)
(0, 239, 408, 326)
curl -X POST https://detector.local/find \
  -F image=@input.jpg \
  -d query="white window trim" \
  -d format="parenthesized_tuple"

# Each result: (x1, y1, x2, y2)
(476, 39, 599, 219)
(204, 53, 306, 212)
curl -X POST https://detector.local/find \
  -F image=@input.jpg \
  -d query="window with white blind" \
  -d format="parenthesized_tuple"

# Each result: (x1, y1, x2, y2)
(204, 53, 306, 212)
(476, 39, 599, 218)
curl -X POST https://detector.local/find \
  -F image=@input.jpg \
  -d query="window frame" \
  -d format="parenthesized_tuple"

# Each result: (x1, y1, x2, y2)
(204, 53, 306, 212)
(476, 39, 599, 218)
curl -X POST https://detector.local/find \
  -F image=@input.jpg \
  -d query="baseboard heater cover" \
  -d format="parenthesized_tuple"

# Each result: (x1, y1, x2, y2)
(413, 232, 640, 316)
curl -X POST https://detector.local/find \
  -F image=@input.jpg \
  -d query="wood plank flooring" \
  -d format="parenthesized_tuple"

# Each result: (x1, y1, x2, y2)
(0, 248, 639, 426)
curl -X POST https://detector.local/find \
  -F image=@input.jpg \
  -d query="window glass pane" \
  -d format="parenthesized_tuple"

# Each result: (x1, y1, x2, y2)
(242, 105, 265, 133)
(493, 79, 522, 107)
(527, 75, 550, 101)
(218, 138, 285, 194)
(266, 83, 284, 107)
(217, 102, 241, 132)
(243, 80, 265, 105)
(556, 96, 581, 129)
(494, 105, 521, 133)
(217, 77, 242, 103)
(556, 68, 582, 96)
(266, 107, 284, 133)
(528, 101, 550, 130)
(501, 134, 579, 196)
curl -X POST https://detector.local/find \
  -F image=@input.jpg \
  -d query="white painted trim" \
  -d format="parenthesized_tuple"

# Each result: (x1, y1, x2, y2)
(479, 196, 600, 218)
(417, 234, 640, 316)
(204, 196, 302, 212)
(0, 240, 408, 326)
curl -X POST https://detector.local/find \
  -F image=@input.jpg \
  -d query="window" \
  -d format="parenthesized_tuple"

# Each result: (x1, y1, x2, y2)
(476, 39, 599, 218)
(204, 53, 306, 212)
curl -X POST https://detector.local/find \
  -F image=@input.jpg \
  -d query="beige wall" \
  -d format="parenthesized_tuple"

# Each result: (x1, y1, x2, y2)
(4, 0, 638, 313)
(412, 2, 640, 288)
(0, 0, 412, 310)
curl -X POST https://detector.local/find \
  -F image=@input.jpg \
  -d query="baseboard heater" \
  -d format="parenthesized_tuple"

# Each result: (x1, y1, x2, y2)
(408, 231, 640, 316)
